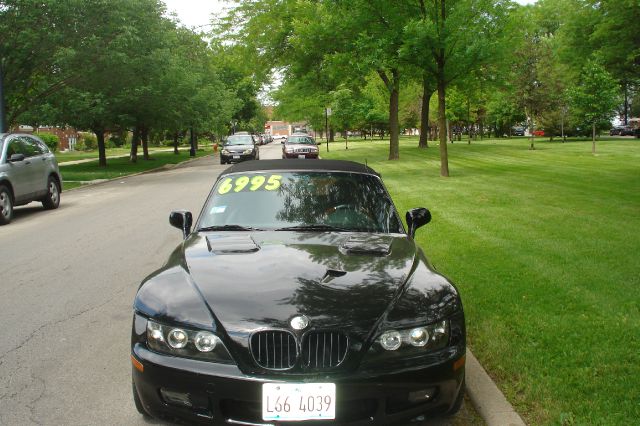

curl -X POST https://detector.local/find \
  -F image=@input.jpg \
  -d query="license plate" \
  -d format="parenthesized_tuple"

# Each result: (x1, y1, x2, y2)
(233, 155, 240, 159)
(298, 154, 306, 159)
(262, 383, 336, 421)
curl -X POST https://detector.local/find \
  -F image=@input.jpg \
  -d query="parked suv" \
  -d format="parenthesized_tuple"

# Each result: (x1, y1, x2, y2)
(0, 133, 62, 225)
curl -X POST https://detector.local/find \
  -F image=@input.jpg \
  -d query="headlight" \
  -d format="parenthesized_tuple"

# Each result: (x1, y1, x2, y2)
(285, 147, 294, 153)
(221, 149, 229, 155)
(380, 330, 402, 350)
(376, 320, 449, 351)
(243, 149, 253, 154)
(365, 320, 450, 363)
(146, 319, 234, 363)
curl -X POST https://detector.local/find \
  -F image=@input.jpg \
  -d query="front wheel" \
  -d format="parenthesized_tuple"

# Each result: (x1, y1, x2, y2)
(0, 185, 13, 225)
(42, 176, 60, 210)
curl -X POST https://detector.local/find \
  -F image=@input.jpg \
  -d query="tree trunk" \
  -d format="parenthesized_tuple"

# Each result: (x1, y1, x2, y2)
(173, 132, 179, 154)
(388, 71, 400, 160)
(592, 123, 596, 154)
(623, 81, 628, 126)
(436, 0, 450, 176)
(329, 127, 335, 142)
(529, 116, 535, 150)
(467, 99, 471, 144)
(438, 77, 449, 177)
(141, 126, 150, 160)
(419, 75, 433, 149)
(130, 126, 139, 163)
(189, 127, 196, 157)
(93, 127, 107, 167)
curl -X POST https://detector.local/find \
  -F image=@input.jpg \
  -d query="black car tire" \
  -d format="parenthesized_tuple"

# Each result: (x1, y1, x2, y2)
(220, 158, 226, 165)
(0, 184, 13, 225)
(41, 176, 60, 210)
(445, 377, 465, 416)
(132, 381, 151, 417)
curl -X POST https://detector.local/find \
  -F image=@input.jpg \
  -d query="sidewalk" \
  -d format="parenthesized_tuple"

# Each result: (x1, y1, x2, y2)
(58, 148, 179, 166)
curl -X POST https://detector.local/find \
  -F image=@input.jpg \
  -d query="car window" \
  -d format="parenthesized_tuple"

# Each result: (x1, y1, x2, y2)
(29, 137, 50, 154)
(6, 138, 28, 158)
(18, 136, 44, 157)
(226, 135, 254, 145)
(199, 172, 403, 233)
(286, 136, 314, 144)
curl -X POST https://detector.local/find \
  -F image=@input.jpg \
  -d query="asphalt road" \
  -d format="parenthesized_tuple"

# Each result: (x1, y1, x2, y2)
(0, 145, 481, 425)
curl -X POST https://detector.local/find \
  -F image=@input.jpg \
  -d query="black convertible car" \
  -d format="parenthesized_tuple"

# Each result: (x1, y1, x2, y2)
(131, 160, 466, 425)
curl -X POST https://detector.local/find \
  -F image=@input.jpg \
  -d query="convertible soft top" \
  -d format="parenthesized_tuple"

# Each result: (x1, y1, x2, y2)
(220, 159, 380, 176)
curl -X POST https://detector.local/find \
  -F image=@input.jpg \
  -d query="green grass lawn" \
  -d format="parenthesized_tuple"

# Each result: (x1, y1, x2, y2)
(322, 136, 640, 425)
(59, 149, 212, 186)
(54, 144, 203, 163)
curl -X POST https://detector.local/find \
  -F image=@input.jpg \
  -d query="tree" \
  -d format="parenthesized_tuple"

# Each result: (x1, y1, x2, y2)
(403, 0, 510, 176)
(569, 59, 619, 154)
(559, 0, 639, 125)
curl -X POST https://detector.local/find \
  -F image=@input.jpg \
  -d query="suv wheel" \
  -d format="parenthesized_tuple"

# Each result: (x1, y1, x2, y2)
(42, 176, 60, 210)
(0, 185, 13, 225)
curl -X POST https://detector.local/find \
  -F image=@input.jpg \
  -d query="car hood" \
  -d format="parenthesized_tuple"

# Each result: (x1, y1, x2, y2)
(180, 231, 435, 337)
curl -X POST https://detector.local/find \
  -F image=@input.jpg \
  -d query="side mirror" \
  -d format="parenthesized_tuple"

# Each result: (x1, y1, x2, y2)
(316, 142, 322, 146)
(169, 210, 193, 239)
(9, 153, 25, 162)
(406, 208, 431, 238)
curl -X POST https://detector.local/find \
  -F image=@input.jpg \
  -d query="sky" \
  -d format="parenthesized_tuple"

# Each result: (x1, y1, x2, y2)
(162, 0, 231, 29)
(163, 0, 538, 28)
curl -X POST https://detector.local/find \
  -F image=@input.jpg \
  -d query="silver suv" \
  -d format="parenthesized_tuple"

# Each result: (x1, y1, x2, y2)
(0, 133, 62, 225)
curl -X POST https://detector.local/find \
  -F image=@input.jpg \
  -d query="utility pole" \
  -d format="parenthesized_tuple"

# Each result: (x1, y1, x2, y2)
(0, 63, 6, 133)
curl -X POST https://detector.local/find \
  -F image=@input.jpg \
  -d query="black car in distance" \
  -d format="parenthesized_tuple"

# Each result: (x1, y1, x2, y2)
(220, 134, 259, 164)
(131, 160, 466, 425)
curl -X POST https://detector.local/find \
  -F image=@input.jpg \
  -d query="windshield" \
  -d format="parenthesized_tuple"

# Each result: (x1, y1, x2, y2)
(286, 136, 315, 145)
(199, 172, 403, 233)
(226, 135, 254, 145)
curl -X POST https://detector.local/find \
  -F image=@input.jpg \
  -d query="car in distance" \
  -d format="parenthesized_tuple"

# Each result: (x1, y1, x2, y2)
(619, 126, 635, 136)
(220, 134, 259, 164)
(0, 133, 62, 225)
(609, 126, 623, 136)
(130, 159, 466, 425)
(512, 127, 525, 136)
(282, 133, 320, 159)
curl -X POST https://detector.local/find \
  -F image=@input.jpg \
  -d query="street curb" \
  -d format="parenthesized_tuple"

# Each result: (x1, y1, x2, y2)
(466, 349, 526, 426)
(64, 153, 215, 191)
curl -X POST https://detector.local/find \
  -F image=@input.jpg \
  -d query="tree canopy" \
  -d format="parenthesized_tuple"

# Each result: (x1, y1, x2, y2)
(1, 0, 637, 167)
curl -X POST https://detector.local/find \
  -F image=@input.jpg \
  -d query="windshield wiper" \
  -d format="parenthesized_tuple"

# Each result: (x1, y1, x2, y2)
(198, 225, 263, 232)
(275, 224, 351, 232)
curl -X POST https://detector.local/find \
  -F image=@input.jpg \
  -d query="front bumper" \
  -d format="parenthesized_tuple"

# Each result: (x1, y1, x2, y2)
(132, 344, 465, 425)
(283, 152, 319, 159)
(222, 152, 256, 163)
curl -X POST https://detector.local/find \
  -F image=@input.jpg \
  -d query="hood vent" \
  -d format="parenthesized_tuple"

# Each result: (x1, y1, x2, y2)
(340, 235, 392, 256)
(206, 235, 260, 255)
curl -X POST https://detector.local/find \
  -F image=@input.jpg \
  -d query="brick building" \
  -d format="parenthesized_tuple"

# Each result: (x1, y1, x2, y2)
(14, 125, 80, 151)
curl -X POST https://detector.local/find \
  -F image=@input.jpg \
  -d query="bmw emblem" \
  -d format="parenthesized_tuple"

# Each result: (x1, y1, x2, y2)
(290, 315, 309, 330)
